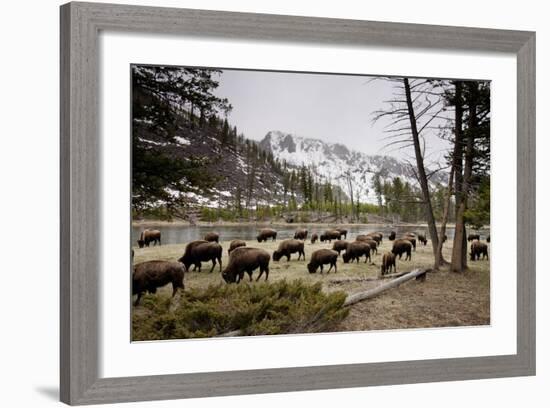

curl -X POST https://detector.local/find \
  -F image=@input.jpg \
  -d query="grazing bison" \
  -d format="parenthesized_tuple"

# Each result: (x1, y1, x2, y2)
(367, 232, 383, 244)
(380, 252, 396, 276)
(392, 239, 412, 261)
(273, 239, 305, 261)
(257, 228, 277, 242)
(310, 233, 318, 244)
(401, 236, 417, 251)
(467, 233, 481, 241)
(487, 235, 491, 243)
(335, 228, 348, 239)
(137, 229, 161, 248)
(178, 240, 207, 271)
(294, 228, 308, 240)
(204, 232, 220, 243)
(470, 240, 489, 261)
(132, 260, 184, 306)
(222, 247, 270, 283)
(320, 230, 341, 243)
(228, 239, 246, 255)
(417, 234, 428, 245)
(307, 249, 338, 274)
(342, 242, 371, 264)
(178, 241, 222, 273)
(389, 231, 396, 241)
(356, 235, 378, 253)
(331, 240, 349, 255)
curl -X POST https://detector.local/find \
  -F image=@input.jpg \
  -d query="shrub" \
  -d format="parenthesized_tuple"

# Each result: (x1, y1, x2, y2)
(132, 280, 349, 340)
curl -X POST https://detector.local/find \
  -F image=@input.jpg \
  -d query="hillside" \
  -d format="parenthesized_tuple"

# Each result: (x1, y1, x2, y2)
(259, 130, 447, 204)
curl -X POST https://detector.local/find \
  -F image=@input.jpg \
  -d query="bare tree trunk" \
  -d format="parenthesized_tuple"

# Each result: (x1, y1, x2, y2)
(403, 78, 440, 258)
(451, 82, 476, 272)
(434, 166, 454, 269)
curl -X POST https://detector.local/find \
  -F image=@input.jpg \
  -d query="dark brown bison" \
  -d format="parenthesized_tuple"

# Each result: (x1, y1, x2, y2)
(342, 242, 371, 264)
(470, 240, 489, 261)
(132, 260, 184, 306)
(273, 239, 305, 261)
(228, 239, 246, 255)
(222, 247, 270, 283)
(389, 231, 396, 241)
(320, 230, 341, 243)
(294, 228, 308, 240)
(367, 232, 383, 245)
(468, 233, 481, 242)
(137, 229, 161, 248)
(178, 241, 222, 273)
(331, 240, 349, 255)
(307, 249, 338, 274)
(204, 232, 220, 243)
(356, 235, 378, 254)
(310, 233, 318, 244)
(417, 234, 428, 245)
(257, 228, 277, 242)
(380, 252, 396, 276)
(392, 239, 412, 261)
(404, 232, 416, 237)
(178, 240, 207, 271)
(335, 228, 348, 239)
(401, 236, 416, 251)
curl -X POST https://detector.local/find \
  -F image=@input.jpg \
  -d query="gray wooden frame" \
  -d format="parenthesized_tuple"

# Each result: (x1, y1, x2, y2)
(60, 1, 536, 405)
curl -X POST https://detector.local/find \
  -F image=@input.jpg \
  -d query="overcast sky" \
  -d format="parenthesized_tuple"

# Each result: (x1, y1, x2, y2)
(214, 69, 453, 163)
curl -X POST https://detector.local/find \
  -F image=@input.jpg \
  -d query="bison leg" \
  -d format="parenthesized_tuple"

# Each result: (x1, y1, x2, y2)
(287, 254, 291, 262)
(248, 270, 253, 282)
(218, 257, 222, 272)
(333, 261, 337, 273)
(209, 259, 216, 273)
(134, 292, 142, 307)
(327, 263, 334, 273)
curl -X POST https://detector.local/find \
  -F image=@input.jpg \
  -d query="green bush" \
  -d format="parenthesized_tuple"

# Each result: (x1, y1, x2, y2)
(132, 280, 349, 340)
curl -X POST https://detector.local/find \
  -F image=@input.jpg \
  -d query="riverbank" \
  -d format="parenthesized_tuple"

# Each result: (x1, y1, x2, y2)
(132, 236, 490, 335)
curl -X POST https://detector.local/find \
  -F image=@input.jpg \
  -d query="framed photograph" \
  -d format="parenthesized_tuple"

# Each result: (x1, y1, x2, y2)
(60, 2, 535, 405)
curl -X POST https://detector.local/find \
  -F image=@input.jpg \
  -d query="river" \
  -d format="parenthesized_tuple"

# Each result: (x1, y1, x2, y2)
(132, 224, 490, 246)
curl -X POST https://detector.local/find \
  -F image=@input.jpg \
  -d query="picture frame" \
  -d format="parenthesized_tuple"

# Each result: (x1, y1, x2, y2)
(60, 1, 536, 405)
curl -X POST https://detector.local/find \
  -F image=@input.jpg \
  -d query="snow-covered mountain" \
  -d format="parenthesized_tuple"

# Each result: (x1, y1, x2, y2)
(259, 130, 446, 204)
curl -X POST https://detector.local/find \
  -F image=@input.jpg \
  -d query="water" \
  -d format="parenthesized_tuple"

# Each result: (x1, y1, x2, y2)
(132, 224, 490, 246)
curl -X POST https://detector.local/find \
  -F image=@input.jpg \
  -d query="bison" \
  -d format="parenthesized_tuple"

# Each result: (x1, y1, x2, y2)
(204, 231, 220, 243)
(132, 260, 184, 306)
(467, 233, 481, 241)
(137, 229, 161, 248)
(178, 241, 222, 273)
(417, 234, 428, 245)
(294, 228, 308, 240)
(356, 235, 378, 254)
(228, 239, 246, 255)
(401, 236, 417, 251)
(331, 240, 349, 255)
(320, 230, 341, 243)
(222, 247, 270, 283)
(335, 228, 348, 239)
(380, 252, 396, 276)
(307, 249, 338, 274)
(342, 242, 371, 264)
(367, 232, 383, 245)
(389, 231, 396, 241)
(257, 228, 277, 242)
(392, 239, 412, 261)
(470, 240, 489, 261)
(310, 233, 319, 244)
(273, 239, 305, 261)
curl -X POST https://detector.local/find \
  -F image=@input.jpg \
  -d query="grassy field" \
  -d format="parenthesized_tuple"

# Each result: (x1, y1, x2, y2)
(132, 236, 490, 337)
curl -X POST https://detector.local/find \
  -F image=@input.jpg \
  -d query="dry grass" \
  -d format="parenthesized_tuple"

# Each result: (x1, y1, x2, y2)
(133, 236, 490, 332)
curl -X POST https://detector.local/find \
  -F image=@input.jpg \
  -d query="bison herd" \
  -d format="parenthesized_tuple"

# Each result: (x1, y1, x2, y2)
(132, 227, 490, 305)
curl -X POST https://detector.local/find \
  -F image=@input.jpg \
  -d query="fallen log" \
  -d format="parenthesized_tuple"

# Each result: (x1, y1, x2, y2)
(343, 268, 430, 307)
(328, 270, 411, 285)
